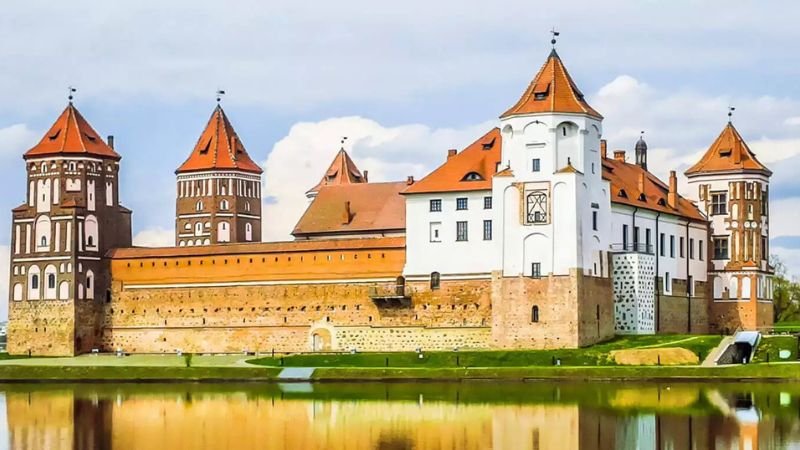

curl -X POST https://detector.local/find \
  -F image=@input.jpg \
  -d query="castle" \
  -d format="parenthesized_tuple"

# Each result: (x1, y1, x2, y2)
(7, 45, 774, 356)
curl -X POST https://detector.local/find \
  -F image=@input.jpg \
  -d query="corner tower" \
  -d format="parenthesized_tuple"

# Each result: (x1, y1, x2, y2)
(685, 119, 773, 332)
(7, 102, 132, 356)
(175, 105, 263, 246)
(492, 42, 614, 349)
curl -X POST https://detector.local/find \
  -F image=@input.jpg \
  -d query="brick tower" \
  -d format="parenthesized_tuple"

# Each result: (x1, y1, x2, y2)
(7, 101, 132, 356)
(685, 118, 773, 332)
(175, 104, 263, 246)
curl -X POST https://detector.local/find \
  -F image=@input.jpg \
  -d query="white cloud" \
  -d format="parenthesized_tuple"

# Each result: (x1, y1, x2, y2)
(0, 245, 8, 322)
(261, 116, 492, 240)
(132, 227, 174, 248)
(0, 124, 37, 160)
(3, 1, 800, 114)
(784, 117, 800, 126)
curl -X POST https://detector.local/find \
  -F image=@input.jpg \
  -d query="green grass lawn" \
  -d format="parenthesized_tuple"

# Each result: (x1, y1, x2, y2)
(753, 335, 799, 363)
(248, 335, 724, 368)
(773, 321, 800, 333)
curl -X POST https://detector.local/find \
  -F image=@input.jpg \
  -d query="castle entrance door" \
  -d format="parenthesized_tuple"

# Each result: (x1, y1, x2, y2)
(311, 330, 331, 352)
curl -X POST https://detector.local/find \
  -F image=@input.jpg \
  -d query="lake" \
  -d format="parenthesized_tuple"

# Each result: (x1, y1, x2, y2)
(0, 381, 798, 449)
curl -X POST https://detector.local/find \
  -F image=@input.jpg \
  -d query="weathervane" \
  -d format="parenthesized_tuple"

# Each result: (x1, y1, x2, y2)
(216, 89, 226, 103)
(550, 28, 560, 48)
(640, 130, 645, 138)
(341, 136, 348, 150)
(68, 86, 76, 103)
(728, 106, 735, 122)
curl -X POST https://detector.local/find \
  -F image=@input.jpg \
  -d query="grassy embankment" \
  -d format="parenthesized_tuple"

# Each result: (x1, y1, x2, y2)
(248, 335, 723, 368)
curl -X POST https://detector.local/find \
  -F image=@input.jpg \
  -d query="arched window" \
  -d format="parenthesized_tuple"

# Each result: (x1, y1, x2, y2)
(28, 266, 41, 300)
(245, 223, 253, 241)
(430, 272, 441, 290)
(532, 305, 540, 323)
(220, 200, 229, 210)
(44, 264, 58, 300)
(244, 201, 251, 212)
(35, 215, 51, 251)
(86, 270, 95, 300)
(13, 283, 23, 301)
(194, 222, 203, 236)
(184, 223, 191, 230)
(59, 281, 69, 300)
(218, 221, 230, 243)
(196, 201, 203, 211)
(85, 215, 99, 249)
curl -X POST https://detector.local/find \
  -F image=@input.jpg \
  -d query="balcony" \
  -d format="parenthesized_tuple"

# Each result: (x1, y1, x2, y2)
(368, 284, 412, 308)
(610, 243, 654, 255)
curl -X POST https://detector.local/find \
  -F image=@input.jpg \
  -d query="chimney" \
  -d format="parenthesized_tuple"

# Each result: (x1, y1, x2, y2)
(363, 170, 369, 183)
(613, 150, 626, 162)
(668, 171, 678, 209)
(342, 201, 352, 224)
(447, 149, 457, 159)
(107, 135, 115, 149)
(638, 172, 646, 195)
(406, 175, 414, 185)
(600, 139, 607, 159)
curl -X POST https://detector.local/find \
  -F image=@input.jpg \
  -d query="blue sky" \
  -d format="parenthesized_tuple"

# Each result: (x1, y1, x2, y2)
(2, 1, 800, 315)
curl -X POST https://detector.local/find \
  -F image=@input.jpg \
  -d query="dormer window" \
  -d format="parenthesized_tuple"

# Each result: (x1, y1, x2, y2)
(618, 189, 628, 199)
(48, 129, 61, 140)
(462, 172, 484, 182)
(657, 198, 667, 206)
(719, 148, 732, 157)
(200, 138, 211, 154)
(533, 82, 550, 101)
(482, 138, 496, 150)
(84, 133, 96, 142)
(638, 193, 647, 202)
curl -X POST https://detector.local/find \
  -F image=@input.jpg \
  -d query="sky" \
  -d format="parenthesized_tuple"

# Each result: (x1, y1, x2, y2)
(1, 1, 800, 319)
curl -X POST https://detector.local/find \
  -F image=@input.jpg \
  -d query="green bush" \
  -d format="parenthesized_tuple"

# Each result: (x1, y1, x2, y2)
(183, 353, 194, 368)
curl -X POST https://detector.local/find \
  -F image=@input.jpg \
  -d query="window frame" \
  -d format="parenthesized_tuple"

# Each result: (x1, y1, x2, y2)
(710, 192, 728, 216)
(456, 221, 468, 242)
(456, 197, 468, 211)
(429, 199, 442, 212)
(483, 196, 492, 210)
(483, 219, 492, 241)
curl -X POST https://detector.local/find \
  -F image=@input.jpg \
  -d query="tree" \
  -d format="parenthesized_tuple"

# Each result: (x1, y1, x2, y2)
(770, 255, 800, 323)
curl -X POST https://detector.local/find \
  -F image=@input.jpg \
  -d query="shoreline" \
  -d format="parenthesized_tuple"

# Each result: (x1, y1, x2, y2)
(0, 363, 798, 383)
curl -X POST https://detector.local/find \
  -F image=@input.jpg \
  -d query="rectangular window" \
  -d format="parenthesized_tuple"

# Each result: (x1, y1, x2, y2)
(592, 211, 598, 231)
(622, 224, 629, 249)
(670, 235, 675, 258)
(664, 272, 671, 293)
(680, 236, 685, 258)
(456, 197, 468, 211)
(711, 192, 727, 215)
(687, 275, 694, 296)
(531, 262, 541, 279)
(483, 196, 492, 210)
(633, 226, 640, 250)
(699, 240, 704, 261)
(456, 221, 468, 241)
(429, 222, 441, 243)
(761, 236, 767, 260)
(645, 229, 652, 254)
(483, 220, 492, 241)
(713, 237, 729, 260)
(660, 233, 666, 257)
(429, 199, 442, 212)
(689, 238, 695, 259)
(532, 158, 541, 172)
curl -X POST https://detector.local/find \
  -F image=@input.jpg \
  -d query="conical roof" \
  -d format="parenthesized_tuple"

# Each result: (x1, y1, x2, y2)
(24, 103, 120, 160)
(176, 105, 262, 174)
(501, 49, 602, 119)
(685, 122, 771, 176)
(307, 148, 365, 193)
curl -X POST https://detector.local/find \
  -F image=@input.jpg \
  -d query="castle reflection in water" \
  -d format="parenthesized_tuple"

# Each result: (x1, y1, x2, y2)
(2, 383, 799, 450)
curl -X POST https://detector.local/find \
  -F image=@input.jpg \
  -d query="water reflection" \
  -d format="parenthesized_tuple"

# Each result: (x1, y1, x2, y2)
(2, 382, 799, 449)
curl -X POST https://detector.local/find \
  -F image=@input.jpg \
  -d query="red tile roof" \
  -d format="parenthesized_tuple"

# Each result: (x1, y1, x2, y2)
(685, 122, 771, 177)
(403, 128, 501, 195)
(308, 148, 365, 194)
(108, 236, 405, 259)
(24, 103, 120, 160)
(501, 49, 602, 119)
(293, 182, 407, 237)
(603, 158, 705, 221)
(176, 105, 262, 174)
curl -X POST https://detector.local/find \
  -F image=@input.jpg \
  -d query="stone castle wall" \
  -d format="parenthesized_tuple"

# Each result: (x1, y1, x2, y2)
(656, 277, 711, 334)
(490, 269, 614, 350)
